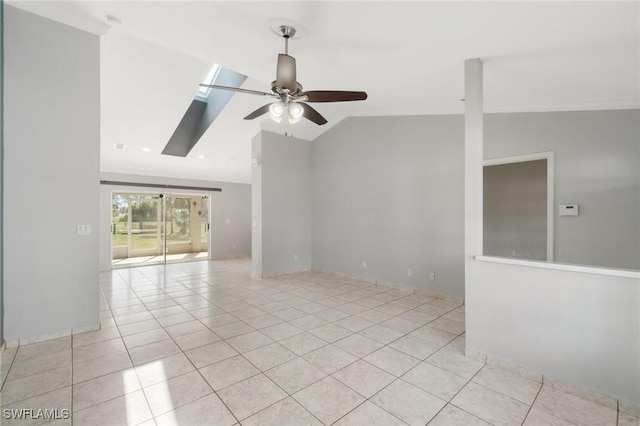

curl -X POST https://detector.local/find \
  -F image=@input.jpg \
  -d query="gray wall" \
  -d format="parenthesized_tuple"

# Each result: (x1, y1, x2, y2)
(99, 172, 251, 271)
(4, 6, 100, 342)
(484, 160, 547, 260)
(312, 115, 466, 300)
(0, 2, 4, 344)
(253, 131, 312, 276)
(485, 110, 640, 270)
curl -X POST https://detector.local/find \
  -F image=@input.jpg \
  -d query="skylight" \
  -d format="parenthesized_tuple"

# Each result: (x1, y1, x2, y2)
(197, 64, 221, 98)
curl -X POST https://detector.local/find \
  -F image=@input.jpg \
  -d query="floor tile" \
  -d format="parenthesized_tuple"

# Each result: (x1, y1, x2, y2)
(2, 366, 71, 406)
(217, 374, 287, 421)
(389, 335, 441, 360)
(72, 352, 132, 384)
(164, 320, 209, 338)
(14, 337, 71, 362)
(211, 321, 255, 339)
(370, 379, 446, 426)
(332, 359, 395, 398)
(278, 332, 328, 356)
(243, 343, 298, 371)
(265, 357, 327, 394)
(114, 311, 154, 327)
(7, 350, 71, 381)
(73, 327, 121, 348)
(242, 397, 322, 426)
(261, 323, 304, 341)
(134, 353, 195, 388)
(72, 367, 140, 411)
(118, 318, 162, 337)
(303, 345, 358, 374)
(154, 394, 237, 426)
(379, 317, 422, 334)
(472, 365, 541, 405)
(409, 326, 458, 346)
(129, 340, 181, 365)
(314, 308, 351, 322)
(398, 310, 438, 325)
(184, 341, 238, 368)
(402, 362, 468, 401)
(73, 389, 151, 426)
(143, 370, 213, 416)
(334, 316, 376, 332)
(241, 314, 283, 330)
(289, 315, 330, 331)
(451, 382, 530, 426)
(364, 346, 421, 377)
(428, 317, 466, 335)
(333, 334, 384, 358)
(428, 404, 491, 426)
(122, 328, 171, 349)
(333, 400, 406, 426)
(292, 376, 365, 425)
(200, 313, 240, 328)
(426, 348, 484, 380)
(359, 324, 404, 345)
(533, 385, 617, 426)
(73, 337, 128, 363)
(618, 411, 640, 426)
(523, 407, 577, 426)
(308, 323, 353, 343)
(199, 355, 260, 390)
(172, 329, 221, 351)
(225, 330, 274, 353)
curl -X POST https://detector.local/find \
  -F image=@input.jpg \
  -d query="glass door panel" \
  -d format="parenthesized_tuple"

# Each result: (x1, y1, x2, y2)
(129, 195, 162, 256)
(201, 196, 209, 247)
(112, 194, 129, 259)
(165, 196, 191, 248)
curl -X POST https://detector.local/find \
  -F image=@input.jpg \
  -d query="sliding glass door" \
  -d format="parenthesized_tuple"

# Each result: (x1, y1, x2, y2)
(112, 192, 210, 267)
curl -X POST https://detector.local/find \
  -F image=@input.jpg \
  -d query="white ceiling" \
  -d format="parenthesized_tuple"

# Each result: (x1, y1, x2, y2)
(12, 1, 639, 184)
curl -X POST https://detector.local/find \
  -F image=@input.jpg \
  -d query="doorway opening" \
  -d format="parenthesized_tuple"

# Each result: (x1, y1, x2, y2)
(483, 151, 554, 261)
(111, 192, 210, 267)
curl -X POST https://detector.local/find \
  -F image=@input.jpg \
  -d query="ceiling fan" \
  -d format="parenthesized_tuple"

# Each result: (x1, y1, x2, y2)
(199, 25, 367, 126)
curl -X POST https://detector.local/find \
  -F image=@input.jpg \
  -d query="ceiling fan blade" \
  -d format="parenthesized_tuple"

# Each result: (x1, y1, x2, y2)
(276, 54, 297, 92)
(243, 104, 272, 120)
(199, 84, 275, 97)
(300, 102, 328, 125)
(301, 90, 368, 103)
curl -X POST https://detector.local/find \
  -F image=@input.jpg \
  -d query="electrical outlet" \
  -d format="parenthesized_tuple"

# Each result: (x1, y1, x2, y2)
(429, 272, 435, 281)
(408, 268, 413, 277)
(294, 254, 298, 261)
(76, 225, 91, 236)
(362, 261, 367, 269)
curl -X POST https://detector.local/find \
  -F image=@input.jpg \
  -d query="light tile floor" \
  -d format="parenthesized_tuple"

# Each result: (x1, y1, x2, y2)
(1, 258, 637, 426)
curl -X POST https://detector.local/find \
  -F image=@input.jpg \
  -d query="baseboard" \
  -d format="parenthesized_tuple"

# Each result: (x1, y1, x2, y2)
(466, 346, 638, 413)
(4, 323, 101, 348)
(311, 267, 464, 304)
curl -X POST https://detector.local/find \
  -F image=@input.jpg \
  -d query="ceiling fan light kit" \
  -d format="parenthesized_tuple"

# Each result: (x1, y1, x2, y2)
(198, 23, 367, 126)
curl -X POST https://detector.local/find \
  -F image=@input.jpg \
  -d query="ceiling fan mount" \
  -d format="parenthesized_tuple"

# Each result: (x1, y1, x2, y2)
(199, 22, 367, 126)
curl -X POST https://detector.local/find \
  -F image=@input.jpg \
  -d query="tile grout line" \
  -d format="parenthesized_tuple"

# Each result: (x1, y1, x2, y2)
(128, 266, 244, 426)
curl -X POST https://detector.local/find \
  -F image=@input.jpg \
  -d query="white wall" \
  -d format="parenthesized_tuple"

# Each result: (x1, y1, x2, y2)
(312, 115, 465, 300)
(485, 110, 640, 270)
(4, 6, 101, 342)
(99, 172, 251, 271)
(466, 259, 639, 404)
(252, 131, 312, 276)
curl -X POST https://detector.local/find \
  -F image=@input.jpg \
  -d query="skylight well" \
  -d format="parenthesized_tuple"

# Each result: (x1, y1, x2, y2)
(197, 64, 221, 98)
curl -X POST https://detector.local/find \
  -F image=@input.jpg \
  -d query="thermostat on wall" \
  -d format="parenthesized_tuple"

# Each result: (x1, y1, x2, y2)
(559, 204, 579, 216)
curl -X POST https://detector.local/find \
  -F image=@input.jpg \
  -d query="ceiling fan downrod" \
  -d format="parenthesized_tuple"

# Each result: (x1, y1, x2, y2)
(279, 25, 296, 55)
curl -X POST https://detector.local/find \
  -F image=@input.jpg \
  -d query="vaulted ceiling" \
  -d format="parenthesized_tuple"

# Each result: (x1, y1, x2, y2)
(11, 1, 639, 183)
